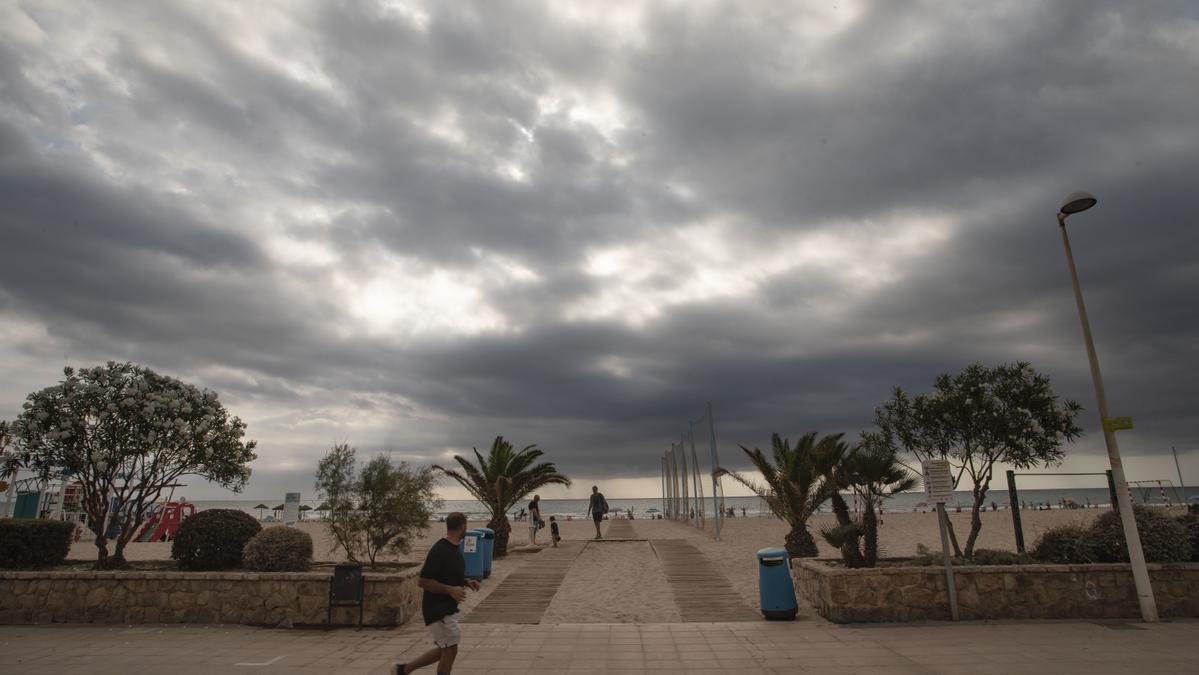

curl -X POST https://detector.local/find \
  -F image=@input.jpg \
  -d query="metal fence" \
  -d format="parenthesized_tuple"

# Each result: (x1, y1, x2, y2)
(660, 402, 725, 540)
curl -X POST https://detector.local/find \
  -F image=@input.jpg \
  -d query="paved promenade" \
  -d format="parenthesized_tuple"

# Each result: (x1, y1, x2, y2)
(4, 618, 1197, 674)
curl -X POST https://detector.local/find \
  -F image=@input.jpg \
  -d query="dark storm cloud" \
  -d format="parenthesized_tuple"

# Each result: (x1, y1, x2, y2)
(2, 0, 1198, 498)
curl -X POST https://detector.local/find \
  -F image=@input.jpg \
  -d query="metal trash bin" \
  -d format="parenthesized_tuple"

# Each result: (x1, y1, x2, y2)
(757, 547, 797, 620)
(458, 529, 485, 580)
(476, 527, 495, 578)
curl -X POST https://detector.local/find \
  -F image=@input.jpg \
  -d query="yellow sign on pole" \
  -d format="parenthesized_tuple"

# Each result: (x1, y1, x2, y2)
(1102, 416, 1134, 432)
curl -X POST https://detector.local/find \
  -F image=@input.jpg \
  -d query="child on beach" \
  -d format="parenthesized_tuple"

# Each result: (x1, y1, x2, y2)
(549, 515, 561, 547)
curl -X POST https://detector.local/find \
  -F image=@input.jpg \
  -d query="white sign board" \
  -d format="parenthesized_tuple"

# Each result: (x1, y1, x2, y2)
(283, 492, 301, 526)
(921, 460, 954, 503)
(463, 534, 477, 553)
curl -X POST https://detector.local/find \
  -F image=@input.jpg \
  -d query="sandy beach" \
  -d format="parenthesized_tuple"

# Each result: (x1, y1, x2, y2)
(61, 507, 1159, 623)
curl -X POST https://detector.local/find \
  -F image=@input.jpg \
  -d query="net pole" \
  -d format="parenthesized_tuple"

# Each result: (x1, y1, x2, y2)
(671, 447, 681, 520)
(666, 450, 675, 519)
(695, 426, 700, 534)
(678, 441, 690, 522)
(707, 401, 722, 541)
(660, 456, 666, 519)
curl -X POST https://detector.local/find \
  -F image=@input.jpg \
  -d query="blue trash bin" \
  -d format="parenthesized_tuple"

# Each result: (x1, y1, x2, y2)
(459, 529, 485, 580)
(476, 527, 495, 578)
(757, 547, 798, 620)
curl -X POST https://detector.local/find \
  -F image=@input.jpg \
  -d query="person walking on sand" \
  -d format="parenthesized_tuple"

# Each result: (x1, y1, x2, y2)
(395, 512, 479, 675)
(586, 485, 608, 539)
(528, 494, 543, 546)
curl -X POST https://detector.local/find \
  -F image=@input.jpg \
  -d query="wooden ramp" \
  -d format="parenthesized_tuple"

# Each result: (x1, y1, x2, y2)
(650, 539, 759, 622)
(603, 518, 636, 539)
(462, 541, 586, 624)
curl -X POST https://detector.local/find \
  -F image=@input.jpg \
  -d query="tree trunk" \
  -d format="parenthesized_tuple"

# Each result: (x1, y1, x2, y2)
(489, 514, 512, 557)
(785, 524, 819, 558)
(862, 504, 879, 567)
(943, 516, 963, 557)
(829, 492, 865, 568)
(964, 498, 985, 559)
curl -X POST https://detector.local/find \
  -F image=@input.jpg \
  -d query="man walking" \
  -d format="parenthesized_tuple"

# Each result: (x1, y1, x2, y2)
(586, 485, 608, 539)
(396, 512, 479, 675)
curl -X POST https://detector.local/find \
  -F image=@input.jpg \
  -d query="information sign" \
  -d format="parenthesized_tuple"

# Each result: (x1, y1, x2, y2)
(1102, 416, 1134, 432)
(922, 459, 955, 503)
(283, 492, 301, 526)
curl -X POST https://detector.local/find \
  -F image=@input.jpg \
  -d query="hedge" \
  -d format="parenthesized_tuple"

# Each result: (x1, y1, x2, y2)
(171, 509, 261, 571)
(0, 518, 74, 568)
(242, 526, 313, 572)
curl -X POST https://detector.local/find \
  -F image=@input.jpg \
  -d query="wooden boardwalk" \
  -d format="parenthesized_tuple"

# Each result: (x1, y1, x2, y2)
(650, 539, 759, 622)
(462, 541, 586, 624)
(603, 518, 636, 539)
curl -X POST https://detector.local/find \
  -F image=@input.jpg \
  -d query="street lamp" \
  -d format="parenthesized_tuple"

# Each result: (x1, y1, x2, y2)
(1056, 191, 1158, 622)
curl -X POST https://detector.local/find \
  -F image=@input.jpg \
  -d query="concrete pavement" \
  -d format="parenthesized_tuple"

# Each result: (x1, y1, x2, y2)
(4, 618, 1198, 674)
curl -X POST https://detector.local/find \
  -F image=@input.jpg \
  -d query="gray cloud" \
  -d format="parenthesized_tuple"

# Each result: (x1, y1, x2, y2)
(2, 1, 1197, 498)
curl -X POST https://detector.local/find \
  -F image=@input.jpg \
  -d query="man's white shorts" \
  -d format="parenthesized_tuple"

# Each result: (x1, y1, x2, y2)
(428, 614, 461, 648)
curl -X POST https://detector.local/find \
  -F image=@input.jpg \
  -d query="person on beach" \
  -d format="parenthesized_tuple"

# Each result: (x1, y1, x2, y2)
(395, 512, 479, 675)
(549, 515, 561, 547)
(528, 495, 543, 545)
(586, 485, 608, 539)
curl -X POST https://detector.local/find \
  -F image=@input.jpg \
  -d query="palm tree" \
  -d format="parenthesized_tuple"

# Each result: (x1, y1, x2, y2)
(813, 437, 867, 568)
(821, 436, 917, 567)
(722, 432, 843, 558)
(434, 436, 571, 557)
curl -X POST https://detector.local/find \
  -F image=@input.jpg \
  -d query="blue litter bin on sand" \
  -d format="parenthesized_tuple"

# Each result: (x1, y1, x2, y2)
(459, 529, 485, 580)
(476, 527, 494, 578)
(757, 547, 797, 620)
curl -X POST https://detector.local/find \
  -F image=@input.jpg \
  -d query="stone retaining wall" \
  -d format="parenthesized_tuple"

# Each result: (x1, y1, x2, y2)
(0, 569, 421, 626)
(792, 559, 1199, 623)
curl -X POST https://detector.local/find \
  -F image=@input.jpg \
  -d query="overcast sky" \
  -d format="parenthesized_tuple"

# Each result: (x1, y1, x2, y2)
(2, 1, 1197, 501)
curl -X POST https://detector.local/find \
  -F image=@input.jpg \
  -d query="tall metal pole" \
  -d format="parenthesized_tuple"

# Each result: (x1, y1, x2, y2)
(1006, 470, 1025, 553)
(707, 402, 722, 541)
(1172, 446, 1187, 502)
(661, 456, 667, 519)
(670, 447, 680, 520)
(688, 425, 704, 528)
(1059, 216, 1158, 622)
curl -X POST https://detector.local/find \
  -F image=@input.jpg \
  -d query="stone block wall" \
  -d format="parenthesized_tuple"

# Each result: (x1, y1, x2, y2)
(792, 559, 1199, 623)
(0, 569, 421, 626)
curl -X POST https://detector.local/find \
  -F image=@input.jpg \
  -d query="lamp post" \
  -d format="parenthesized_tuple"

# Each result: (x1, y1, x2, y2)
(1056, 190, 1158, 622)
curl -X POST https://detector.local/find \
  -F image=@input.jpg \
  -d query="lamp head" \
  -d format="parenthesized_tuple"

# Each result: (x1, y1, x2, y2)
(1059, 191, 1097, 215)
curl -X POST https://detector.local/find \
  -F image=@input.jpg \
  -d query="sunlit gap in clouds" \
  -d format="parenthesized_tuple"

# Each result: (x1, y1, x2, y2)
(568, 211, 955, 327)
(340, 249, 540, 338)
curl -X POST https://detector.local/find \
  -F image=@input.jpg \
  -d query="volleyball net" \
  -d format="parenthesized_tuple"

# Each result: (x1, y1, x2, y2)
(660, 403, 726, 540)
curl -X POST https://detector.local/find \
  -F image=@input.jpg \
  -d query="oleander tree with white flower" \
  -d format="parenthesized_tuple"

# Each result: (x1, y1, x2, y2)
(3, 362, 257, 568)
(871, 362, 1083, 558)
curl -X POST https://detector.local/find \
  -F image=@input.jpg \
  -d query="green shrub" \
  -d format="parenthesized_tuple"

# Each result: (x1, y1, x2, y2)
(1175, 514, 1199, 562)
(1089, 507, 1191, 563)
(0, 518, 74, 568)
(1032, 524, 1096, 564)
(171, 509, 261, 570)
(243, 526, 313, 571)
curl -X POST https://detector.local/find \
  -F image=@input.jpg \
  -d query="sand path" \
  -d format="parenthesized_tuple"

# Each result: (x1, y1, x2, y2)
(463, 517, 758, 624)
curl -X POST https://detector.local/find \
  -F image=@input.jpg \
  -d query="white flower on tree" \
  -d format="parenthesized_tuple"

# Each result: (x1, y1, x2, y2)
(2, 362, 257, 569)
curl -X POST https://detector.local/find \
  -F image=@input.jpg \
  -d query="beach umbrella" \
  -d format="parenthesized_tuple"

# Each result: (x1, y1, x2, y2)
(253, 503, 269, 519)
(272, 504, 284, 511)
(299, 504, 312, 521)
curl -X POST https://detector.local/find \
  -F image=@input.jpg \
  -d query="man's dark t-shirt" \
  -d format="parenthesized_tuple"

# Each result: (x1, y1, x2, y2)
(420, 538, 466, 625)
(589, 493, 606, 519)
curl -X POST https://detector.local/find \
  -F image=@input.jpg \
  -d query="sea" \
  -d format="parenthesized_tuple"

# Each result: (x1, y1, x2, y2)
(193, 485, 1199, 522)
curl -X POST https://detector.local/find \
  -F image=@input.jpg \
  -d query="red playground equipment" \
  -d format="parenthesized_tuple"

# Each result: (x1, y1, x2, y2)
(137, 501, 196, 542)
